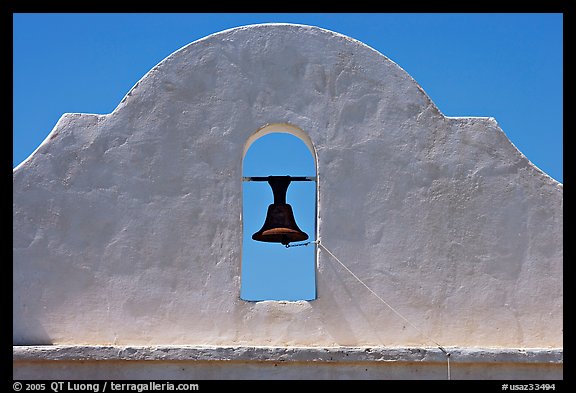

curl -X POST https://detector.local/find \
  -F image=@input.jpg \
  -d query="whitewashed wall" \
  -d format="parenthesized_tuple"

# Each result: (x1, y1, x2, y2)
(13, 24, 562, 354)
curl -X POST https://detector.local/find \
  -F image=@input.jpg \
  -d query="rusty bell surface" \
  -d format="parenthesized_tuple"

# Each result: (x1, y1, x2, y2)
(251, 176, 309, 246)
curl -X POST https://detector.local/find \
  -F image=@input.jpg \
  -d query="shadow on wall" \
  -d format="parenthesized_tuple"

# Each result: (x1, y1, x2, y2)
(13, 314, 53, 345)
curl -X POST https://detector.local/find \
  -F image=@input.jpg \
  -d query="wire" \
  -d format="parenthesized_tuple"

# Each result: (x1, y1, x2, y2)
(316, 240, 452, 380)
(284, 241, 314, 248)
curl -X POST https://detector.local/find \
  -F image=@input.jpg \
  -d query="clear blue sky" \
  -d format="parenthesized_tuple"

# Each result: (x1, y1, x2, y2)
(13, 13, 563, 301)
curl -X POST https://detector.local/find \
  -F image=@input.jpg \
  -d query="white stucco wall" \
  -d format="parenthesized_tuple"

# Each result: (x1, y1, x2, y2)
(13, 23, 562, 358)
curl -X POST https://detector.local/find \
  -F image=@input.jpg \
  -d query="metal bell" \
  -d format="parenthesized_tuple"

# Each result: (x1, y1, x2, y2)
(251, 176, 309, 246)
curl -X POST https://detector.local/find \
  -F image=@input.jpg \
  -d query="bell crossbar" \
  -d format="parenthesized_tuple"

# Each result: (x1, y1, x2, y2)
(242, 176, 316, 182)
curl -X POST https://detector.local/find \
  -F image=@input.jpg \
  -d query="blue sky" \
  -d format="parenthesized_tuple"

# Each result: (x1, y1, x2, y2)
(13, 13, 563, 301)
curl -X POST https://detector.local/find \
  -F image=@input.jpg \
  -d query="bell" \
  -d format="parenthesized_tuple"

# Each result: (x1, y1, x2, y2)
(252, 176, 309, 246)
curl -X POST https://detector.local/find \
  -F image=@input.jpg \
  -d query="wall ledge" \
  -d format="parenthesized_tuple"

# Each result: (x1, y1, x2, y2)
(13, 345, 563, 364)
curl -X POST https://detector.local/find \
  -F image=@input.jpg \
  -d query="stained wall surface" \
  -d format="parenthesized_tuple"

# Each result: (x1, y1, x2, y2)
(13, 24, 562, 349)
(13, 359, 563, 380)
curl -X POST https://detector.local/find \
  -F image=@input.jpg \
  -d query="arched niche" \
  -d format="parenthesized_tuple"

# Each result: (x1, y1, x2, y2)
(241, 123, 318, 301)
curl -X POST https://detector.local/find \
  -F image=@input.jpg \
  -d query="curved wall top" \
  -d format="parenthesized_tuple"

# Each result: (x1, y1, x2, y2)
(13, 24, 562, 348)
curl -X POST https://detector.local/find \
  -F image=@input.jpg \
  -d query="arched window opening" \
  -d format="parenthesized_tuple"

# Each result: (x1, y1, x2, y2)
(241, 126, 317, 301)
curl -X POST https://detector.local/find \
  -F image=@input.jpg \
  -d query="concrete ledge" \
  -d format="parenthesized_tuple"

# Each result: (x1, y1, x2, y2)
(13, 345, 563, 364)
